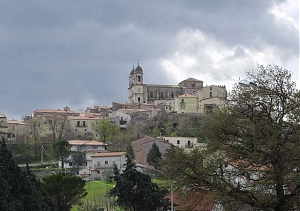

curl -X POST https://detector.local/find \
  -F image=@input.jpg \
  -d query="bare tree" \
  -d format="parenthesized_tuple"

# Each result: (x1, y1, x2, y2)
(43, 115, 71, 142)
(26, 118, 44, 158)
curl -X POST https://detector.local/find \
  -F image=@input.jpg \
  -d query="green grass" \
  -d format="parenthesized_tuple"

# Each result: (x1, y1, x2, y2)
(72, 178, 168, 211)
(71, 180, 117, 211)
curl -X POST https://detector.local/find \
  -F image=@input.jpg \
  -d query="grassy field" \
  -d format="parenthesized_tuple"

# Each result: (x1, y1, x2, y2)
(71, 180, 119, 211)
(71, 178, 168, 211)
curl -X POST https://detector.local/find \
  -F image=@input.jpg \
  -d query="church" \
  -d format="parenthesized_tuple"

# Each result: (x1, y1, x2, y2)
(128, 63, 205, 105)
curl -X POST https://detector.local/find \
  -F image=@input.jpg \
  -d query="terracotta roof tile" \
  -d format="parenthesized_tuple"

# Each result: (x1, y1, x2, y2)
(68, 140, 108, 146)
(166, 190, 215, 211)
(91, 152, 126, 157)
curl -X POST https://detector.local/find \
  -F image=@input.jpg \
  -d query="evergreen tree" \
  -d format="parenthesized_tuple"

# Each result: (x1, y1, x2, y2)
(126, 143, 135, 160)
(53, 139, 71, 169)
(146, 142, 162, 168)
(41, 173, 87, 211)
(0, 139, 55, 211)
(109, 154, 169, 211)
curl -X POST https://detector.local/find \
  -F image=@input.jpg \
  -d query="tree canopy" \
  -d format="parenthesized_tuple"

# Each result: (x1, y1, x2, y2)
(53, 139, 71, 169)
(92, 119, 120, 143)
(146, 142, 162, 168)
(163, 65, 300, 211)
(0, 139, 55, 211)
(109, 154, 169, 211)
(41, 173, 87, 211)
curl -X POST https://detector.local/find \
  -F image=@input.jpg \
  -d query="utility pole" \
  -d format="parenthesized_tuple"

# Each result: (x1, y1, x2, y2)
(41, 144, 44, 163)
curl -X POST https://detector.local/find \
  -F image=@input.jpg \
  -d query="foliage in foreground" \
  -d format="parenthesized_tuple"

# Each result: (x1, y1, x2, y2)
(163, 65, 300, 211)
(109, 155, 169, 211)
(0, 140, 55, 211)
(41, 173, 87, 211)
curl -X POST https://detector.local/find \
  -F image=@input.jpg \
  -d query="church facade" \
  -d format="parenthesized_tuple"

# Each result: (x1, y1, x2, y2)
(128, 63, 205, 105)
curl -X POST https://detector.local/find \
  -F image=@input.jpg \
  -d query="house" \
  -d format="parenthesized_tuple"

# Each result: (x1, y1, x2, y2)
(175, 94, 199, 113)
(132, 136, 173, 167)
(197, 85, 227, 114)
(163, 136, 207, 151)
(79, 152, 126, 181)
(59, 140, 107, 168)
(68, 115, 101, 139)
(6, 120, 27, 143)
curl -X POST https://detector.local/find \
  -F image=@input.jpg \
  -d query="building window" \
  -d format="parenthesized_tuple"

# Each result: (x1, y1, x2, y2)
(113, 161, 116, 166)
(160, 92, 164, 99)
(93, 146, 98, 149)
(83, 121, 86, 127)
(171, 93, 174, 98)
(177, 140, 180, 144)
(210, 92, 212, 97)
(84, 129, 87, 132)
(191, 84, 195, 87)
(97, 161, 100, 168)
(97, 170, 100, 174)
(210, 86, 212, 90)
(74, 129, 77, 132)
(105, 161, 108, 164)
(77, 121, 80, 127)
(150, 91, 153, 98)
(181, 99, 184, 103)
(138, 75, 141, 82)
(187, 140, 191, 146)
(12, 126, 15, 130)
(138, 97, 141, 103)
(180, 105, 185, 109)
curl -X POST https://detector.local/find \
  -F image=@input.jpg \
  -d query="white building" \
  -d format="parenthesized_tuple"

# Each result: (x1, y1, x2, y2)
(163, 136, 206, 150)
(59, 140, 107, 168)
(79, 152, 127, 181)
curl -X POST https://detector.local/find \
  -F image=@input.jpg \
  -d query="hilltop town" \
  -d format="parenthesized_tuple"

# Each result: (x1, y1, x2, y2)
(1, 64, 300, 211)
(0, 63, 226, 145)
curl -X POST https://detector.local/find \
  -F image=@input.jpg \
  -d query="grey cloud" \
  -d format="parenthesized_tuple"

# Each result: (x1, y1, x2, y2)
(0, 0, 297, 119)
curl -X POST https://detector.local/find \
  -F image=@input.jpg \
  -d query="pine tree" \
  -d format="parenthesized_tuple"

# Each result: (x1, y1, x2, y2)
(109, 154, 169, 211)
(0, 139, 55, 211)
(147, 142, 162, 168)
(41, 173, 87, 211)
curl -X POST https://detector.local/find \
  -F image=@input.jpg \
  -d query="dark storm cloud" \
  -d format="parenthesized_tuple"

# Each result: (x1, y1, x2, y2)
(0, 0, 298, 119)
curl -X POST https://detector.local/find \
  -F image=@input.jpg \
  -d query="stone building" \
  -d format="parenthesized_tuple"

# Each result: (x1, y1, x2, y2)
(128, 63, 226, 113)
(128, 63, 204, 106)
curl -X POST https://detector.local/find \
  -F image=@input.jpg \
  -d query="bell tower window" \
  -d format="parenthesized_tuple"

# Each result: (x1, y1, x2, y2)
(138, 97, 141, 103)
(138, 76, 141, 82)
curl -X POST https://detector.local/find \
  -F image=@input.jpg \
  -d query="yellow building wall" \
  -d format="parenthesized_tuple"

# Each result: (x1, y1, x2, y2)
(175, 96, 199, 113)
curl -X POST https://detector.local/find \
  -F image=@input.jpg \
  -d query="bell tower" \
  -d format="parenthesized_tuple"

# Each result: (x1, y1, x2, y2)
(128, 63, 144, 104)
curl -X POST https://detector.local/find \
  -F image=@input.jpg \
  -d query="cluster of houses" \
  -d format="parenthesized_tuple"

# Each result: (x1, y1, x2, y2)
(61, 135, 204, 181)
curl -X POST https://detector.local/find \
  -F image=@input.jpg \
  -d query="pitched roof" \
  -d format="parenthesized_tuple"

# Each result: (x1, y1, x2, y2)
(7, 120, 26, 125)
(166, 190, 215, 211)
(34, 109, 76, 113)
(68, 116, 100, 120)
(91, 152, 126, 157)
(132, 136, 157, 152)
(68, 140, 108, 146)
(180, 77, 203, 82)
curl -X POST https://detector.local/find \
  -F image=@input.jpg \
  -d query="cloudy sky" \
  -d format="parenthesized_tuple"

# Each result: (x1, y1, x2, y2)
(0, 0, 298, 120)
